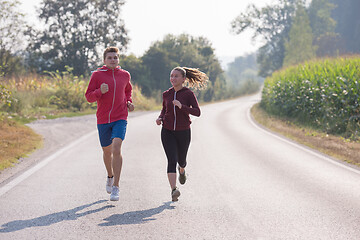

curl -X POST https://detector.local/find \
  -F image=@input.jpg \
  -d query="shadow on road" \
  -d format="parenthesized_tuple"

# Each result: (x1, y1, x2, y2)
(99, 201, 174, 226)
(0, 199, 113, 233)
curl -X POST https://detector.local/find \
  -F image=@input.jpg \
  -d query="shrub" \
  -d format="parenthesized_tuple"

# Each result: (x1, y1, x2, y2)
(261, 56, 360, 138)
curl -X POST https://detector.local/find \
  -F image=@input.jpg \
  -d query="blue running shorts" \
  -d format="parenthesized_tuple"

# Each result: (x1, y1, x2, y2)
(97, 119, 127, 147)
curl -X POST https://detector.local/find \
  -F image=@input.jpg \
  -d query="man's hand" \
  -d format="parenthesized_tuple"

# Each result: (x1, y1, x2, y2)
(127, 101, 135, 112)
(100, 83, 109, 94)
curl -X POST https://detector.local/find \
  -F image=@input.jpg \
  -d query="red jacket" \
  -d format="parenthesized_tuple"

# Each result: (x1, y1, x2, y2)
(85, 65, 132, 124)
(159, 87, 200, 131)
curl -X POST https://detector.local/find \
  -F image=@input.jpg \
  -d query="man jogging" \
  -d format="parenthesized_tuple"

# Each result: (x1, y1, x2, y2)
(85, 46, 134, 201)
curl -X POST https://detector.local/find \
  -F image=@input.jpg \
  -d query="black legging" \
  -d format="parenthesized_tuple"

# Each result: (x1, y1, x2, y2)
(161, 127, 191, 173)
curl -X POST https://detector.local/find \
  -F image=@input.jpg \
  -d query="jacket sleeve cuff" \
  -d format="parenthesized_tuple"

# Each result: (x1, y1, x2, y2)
(95, 88, 102, 99)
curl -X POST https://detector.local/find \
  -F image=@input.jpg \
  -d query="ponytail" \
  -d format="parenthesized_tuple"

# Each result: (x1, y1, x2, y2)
(172, 67, 208, 89)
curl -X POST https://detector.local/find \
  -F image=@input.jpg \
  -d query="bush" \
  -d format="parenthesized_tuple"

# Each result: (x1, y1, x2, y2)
(261, 56, 360, 138)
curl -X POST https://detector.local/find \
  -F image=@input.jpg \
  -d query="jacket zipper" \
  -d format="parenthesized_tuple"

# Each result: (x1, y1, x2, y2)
(173, 91, 177, 130)
(108, 69, 116, 123)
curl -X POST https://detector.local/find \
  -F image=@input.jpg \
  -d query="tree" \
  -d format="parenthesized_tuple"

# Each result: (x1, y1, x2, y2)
(308, 0, 339, 57)
(0, 0, 28, 77)
(231, 0, 300, 77)
(226, 53, 261, 87)
(140, 34, 224, 99)
(283, 3, 316, 67)
(308, 0, 336, 38)
(28, 0, 129, 76)
(330, 0, 360, 54)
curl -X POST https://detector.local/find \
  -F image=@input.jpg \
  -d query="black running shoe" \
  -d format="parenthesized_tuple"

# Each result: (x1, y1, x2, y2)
(178, 166, 186, 185)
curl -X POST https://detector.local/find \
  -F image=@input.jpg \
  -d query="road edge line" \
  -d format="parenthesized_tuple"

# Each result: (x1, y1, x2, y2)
(246, 105, 360, 175)
(0, 130, 97, 197)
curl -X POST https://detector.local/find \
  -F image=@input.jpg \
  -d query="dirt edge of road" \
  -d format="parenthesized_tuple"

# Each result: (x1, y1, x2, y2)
(251, 103, 360, 170)
(0, 111, 151, 186)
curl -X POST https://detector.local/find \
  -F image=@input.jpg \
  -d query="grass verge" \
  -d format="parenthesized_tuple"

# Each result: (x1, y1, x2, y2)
(251, 103, 360, 167)
(0, 119, 42, 170)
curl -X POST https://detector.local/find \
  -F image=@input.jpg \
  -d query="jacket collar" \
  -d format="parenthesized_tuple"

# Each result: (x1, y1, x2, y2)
(170, 86, 187, 93)
(99, 65, 121, 71)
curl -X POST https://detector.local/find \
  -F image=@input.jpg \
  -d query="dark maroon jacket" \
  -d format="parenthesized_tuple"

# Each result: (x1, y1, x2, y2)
(158, 87, 201, 131)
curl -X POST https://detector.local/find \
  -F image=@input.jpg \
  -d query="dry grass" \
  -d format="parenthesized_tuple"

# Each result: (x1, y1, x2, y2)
(251, 103, 360, 167)
(0, 120, 42, 170)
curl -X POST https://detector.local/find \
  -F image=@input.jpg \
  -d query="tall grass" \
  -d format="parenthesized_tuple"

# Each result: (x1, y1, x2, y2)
(0, 68, 159, 122)
(261, 56, 360, 139)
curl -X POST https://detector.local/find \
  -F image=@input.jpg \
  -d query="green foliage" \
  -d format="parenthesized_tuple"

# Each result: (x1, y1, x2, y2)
(0, 0, 28, 77)
(308, 0, 339, 57)
(261, 56, 360, 138)
(226, 53, 263, 87)
(28, 0, 129, 76)
(0, 84, 12, 120)
(1, 68, 158, 121)
(231, 0, 300, 77)
(308, 0, 336, 37)
(133, 34, 224, 101)
(45, 66, 89, 111)
(330, 0, 360, 54)
(283, 3, 316, 67)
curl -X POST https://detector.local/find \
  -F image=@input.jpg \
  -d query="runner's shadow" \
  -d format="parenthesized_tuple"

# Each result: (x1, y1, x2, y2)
(99, 201, 174, 226)
(0, 200, 113, 233)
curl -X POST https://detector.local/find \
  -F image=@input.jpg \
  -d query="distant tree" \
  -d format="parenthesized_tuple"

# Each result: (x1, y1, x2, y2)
(330, 0, 360, 54)
(283, 3, 316, 67)
(140, 34, 224, 100)
(226, 53, 261, 87)
(0, 0, 28, 77)
(308, 0, 340, 57)
(308, 0, 336, 38)
(28, 0, 129, 76)
(119, 54, 150, 93)
(231, 0, 300, 77)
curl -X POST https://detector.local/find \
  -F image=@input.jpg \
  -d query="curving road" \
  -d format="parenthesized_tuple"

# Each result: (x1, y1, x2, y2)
(1, 93, 360, 239)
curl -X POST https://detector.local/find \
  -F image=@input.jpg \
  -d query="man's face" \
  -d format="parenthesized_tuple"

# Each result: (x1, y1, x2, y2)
(104, 52, 119, 69)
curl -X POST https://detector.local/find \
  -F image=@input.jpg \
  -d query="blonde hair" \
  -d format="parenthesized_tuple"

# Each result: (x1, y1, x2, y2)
(172, 67, 208, 89)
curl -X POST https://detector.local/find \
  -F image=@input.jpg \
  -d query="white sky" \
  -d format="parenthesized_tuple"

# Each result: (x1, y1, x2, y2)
(19, 0, 272, 66)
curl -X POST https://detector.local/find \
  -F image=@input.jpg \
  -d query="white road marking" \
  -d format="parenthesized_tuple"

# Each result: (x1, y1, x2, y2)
(0, 130, 97, 197)
(247, 106, 360, 175)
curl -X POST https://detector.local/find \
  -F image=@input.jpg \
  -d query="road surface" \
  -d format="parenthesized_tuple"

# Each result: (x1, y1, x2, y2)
(1, 93, 360, 239)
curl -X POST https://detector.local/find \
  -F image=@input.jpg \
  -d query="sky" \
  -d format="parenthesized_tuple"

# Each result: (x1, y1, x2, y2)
(18, 0, 273, 67)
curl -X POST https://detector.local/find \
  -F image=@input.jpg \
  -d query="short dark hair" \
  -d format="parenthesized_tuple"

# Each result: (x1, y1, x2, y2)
(103, 46, 119, 60)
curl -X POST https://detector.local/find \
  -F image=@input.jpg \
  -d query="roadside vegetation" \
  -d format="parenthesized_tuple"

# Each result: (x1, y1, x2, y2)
(261, 56, 360, 140)
(0, 66, 258, 171)
(1, 0, 360, 170)
(255, 56, 360, 166)
(0, 69, 160, 170)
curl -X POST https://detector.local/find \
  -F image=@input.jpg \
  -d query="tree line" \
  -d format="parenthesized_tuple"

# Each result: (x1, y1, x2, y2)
(231, 0, 360, 78)
(1, 0, 359, 103)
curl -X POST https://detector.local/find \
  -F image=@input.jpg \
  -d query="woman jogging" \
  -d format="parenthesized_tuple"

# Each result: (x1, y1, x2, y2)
(156, 66, 208, 202)
(85, 46, 134, 201)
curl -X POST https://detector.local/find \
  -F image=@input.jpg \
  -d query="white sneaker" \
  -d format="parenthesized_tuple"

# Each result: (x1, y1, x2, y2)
(106, 177, 114, 194)
(110, 186, 119, 201)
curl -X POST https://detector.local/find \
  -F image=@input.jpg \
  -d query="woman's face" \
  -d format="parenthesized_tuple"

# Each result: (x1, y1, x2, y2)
(170, 70, 185, 88)
(104, 52, 119, 69)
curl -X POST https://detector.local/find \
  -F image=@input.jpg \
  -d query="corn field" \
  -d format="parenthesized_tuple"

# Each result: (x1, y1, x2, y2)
(261, 56, 360, 138)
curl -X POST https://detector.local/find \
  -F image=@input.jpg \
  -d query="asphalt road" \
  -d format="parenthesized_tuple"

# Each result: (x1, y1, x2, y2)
(1, 93, 360, 239)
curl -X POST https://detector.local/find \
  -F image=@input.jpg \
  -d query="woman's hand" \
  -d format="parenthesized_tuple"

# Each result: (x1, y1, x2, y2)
(156, 118, 162, 125)
(127, 101, 135, 112)
(172, 100, 182, 109)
